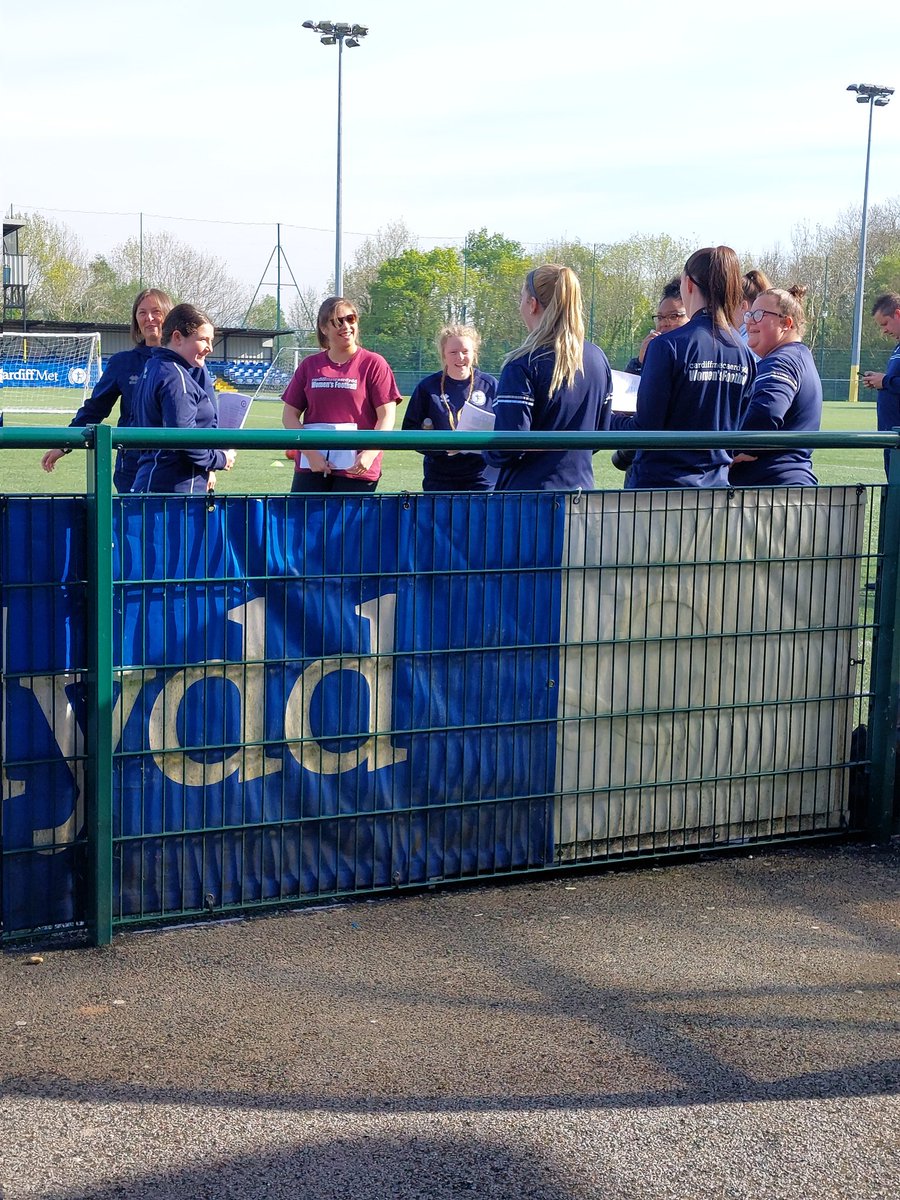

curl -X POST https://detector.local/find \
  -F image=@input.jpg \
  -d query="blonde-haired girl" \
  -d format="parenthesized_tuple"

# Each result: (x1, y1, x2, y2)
(488, 265, 613, 491)
(402, 324, 498, 491)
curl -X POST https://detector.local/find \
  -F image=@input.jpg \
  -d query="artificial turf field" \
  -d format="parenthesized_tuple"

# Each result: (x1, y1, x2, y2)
(0, 398, 886, 495)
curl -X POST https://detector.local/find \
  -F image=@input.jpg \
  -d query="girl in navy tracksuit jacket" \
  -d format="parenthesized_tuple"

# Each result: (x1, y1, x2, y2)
(131, 304, 235, 494)
(611, 246, 755, 489)
(488, 265, 613, 491)
(403, 324, 498, 490)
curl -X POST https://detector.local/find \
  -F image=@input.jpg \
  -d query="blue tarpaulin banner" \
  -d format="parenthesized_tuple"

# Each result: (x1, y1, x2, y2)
(1, 494, 562, 933)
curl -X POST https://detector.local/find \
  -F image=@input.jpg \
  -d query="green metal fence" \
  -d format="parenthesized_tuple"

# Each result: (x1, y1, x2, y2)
(1, 424, 898, 947)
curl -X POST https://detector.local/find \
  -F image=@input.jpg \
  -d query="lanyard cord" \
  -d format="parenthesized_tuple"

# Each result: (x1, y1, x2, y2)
(439, 369, 475, 429)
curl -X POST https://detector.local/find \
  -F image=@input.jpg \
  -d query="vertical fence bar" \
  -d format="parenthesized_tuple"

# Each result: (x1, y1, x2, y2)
(86, 423, 115, 943)
(868, 450, 900, 839)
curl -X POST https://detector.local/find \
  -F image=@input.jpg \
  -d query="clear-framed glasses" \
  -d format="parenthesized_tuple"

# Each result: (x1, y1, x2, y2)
(744, 308, 783, 324)
(655, 311, 686, 323)
(331, 313, 358, 328)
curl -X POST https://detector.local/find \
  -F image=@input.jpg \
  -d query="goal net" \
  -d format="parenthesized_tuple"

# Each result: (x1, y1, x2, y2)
(252, 345, 320, 402)
(0, 332, 102, 417)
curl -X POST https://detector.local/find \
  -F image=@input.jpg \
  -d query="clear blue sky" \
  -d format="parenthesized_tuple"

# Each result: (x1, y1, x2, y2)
(4, 0, 899, 292)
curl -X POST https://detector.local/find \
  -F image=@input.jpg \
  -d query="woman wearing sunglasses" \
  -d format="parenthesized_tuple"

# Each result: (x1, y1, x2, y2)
(729, 286, 822, 486)
(282, 296, 400, 493)
(611, 245, 755, 488)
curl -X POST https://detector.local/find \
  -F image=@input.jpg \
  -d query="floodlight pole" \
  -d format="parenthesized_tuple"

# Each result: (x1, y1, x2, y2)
(847, 83, 893, 403)
(335, 34, 344, 297)
(303, 20, 369, 298)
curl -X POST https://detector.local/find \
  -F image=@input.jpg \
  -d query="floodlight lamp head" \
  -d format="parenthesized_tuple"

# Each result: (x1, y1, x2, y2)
(302, 19, 316, 29)
(847, 84, 860, 93)
(334, 22, 351, 34)
(857, 95, 869, 103)
(346, 36, 359, 47)
(875, 97, 890, 106)
(320, 34, 336, 44)
(351, 24, 368, 35)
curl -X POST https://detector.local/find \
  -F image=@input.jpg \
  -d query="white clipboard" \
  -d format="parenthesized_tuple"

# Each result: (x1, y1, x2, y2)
(298, 422, 358, 471)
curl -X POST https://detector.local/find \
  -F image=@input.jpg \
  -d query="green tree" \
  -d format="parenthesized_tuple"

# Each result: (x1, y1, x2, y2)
(367, 247, 464, 370)
(342, 220, 416, 316)
(245, 294, 281, 329)
(82, 256, 135, 324)
(110, 231, 250, 325)
(461, 228, 529, 363)
(870, 252, 900, 299)
(17, 212, 89, 321)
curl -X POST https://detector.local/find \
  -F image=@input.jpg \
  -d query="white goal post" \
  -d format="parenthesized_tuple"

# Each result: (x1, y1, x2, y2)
(252, 344, 320, 402)
(0, 332, 103, 415)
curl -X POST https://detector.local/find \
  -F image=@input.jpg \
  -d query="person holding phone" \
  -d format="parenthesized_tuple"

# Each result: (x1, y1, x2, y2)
(863, 292, 900, 477)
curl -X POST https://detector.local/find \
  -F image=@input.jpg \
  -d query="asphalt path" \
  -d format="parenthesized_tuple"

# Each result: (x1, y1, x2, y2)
(1, 843, 898, 1199)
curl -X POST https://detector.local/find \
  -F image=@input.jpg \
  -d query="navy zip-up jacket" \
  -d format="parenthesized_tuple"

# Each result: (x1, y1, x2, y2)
(131, 347, 227, 493)
(402, 368, 499, 490)
(69, 344, 153, 492)
(877, 342, 900, 476)
(611, 311, 755, 488)
(487, 341, 613, 491)
(729, 341, 821, 487)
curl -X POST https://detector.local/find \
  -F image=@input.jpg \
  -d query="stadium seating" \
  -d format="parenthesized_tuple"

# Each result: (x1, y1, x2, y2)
(207, 359, 270, 388)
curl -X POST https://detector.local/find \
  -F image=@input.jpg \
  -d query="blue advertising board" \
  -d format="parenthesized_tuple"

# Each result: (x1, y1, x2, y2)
(1, 494, 562, 933)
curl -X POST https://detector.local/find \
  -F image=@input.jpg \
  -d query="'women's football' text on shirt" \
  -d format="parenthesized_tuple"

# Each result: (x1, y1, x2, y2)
(282, 347, 401, 484)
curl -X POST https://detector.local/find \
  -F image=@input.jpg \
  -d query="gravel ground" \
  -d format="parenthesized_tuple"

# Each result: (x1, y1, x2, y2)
(1, 842, 898, 1199)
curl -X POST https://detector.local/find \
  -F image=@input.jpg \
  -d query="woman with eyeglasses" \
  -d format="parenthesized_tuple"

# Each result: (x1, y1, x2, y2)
(729, 286, 822, 487)
(282, 296, 400, 493)
(487, 264, 613, 491)
(610, 245, 755, 488)
(624, 279, 688, 376)
(614, 279, 689, 475)
(402, 323, 498, 490)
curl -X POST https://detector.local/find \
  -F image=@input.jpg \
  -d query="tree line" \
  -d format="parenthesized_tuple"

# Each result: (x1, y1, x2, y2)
(12, 201, 900, 373)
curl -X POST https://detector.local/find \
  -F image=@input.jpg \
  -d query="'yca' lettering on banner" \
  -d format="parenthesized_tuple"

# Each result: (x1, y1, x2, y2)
(2, 591, 407, 851)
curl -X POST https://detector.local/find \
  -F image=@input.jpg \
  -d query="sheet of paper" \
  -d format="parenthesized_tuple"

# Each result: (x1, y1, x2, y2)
(455, 400, 496, 432)
(216, 392, 254, 429)
(298, 422, 358, 471)
(610, 370, 640, 414)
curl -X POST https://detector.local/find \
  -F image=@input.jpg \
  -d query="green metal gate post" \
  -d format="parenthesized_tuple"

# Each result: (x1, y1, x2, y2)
(86, 424, 115, 944)
(868, 445, 900, 840)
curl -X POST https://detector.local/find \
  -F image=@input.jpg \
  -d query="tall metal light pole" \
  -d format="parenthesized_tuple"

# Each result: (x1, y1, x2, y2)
(846, 82, 893, 402)
(302, 20, 369, 298)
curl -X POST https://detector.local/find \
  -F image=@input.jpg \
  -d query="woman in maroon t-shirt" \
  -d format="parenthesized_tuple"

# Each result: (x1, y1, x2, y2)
(281, 297, 399, 493)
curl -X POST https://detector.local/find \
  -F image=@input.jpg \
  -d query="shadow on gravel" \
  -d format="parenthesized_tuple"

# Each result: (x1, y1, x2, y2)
(3, 847, 899, 1119)
(39, 1133, 578, 1200)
